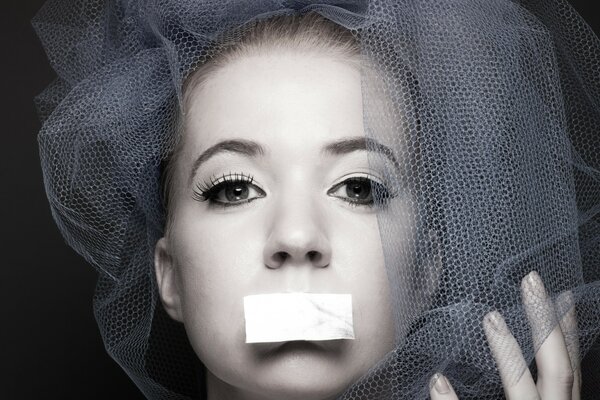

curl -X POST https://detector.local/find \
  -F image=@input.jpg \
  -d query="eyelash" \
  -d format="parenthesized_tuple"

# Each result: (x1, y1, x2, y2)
(192, 172, 264, 208)
(327, 174, 396, 209)
(192, 172, 396, 209)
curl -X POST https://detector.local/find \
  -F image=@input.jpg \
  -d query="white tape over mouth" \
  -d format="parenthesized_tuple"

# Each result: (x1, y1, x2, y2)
(244, 293, 355, 344)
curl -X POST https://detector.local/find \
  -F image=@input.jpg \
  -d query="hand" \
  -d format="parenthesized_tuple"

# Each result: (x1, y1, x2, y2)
(429, 271, 581, 400)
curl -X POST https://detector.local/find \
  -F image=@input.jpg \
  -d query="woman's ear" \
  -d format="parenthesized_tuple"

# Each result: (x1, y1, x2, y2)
(154, 237, 184, 322)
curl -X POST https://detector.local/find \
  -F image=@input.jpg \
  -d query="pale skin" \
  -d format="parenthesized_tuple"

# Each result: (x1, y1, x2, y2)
(155, 51, 400, 400)
(154, 47, 581, 400)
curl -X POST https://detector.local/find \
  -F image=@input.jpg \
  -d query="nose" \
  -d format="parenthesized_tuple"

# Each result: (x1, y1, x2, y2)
(263, 196, 332, 269)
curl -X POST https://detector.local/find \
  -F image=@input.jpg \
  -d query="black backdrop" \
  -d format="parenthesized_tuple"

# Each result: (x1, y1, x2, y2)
(1, 1, 598, 399)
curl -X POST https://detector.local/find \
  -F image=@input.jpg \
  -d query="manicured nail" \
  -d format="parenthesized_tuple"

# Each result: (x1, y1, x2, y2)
(484, 310, 508, 336)
(556, 290, 574, 310)
(523, 270, 546, 297)
(431, 373, 450, 394)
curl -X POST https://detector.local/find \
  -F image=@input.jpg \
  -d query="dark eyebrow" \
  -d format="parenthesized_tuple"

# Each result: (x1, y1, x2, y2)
(189, 136, 400, 184)
(188, 139, 265, 185)
(322, 136, 401, 172)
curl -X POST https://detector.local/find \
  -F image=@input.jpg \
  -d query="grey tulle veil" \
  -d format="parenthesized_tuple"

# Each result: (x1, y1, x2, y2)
(32, 0, 600, 398)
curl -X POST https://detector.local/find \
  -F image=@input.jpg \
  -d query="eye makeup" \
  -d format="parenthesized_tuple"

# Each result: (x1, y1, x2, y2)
(192, 170, 397, 210)
(327, 172, 398, 208)
(192, 172, 266, 208)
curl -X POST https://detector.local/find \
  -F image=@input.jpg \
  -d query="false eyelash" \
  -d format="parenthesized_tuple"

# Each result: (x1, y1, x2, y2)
(328, 173, 398, 209)
(192, 172, 255, 202)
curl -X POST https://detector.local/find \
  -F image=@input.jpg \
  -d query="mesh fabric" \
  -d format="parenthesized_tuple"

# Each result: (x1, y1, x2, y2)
(33, 0, 600, 399)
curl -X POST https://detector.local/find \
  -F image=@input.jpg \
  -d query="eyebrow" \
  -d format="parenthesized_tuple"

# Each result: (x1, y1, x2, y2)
(188, 139, 265, 185)
(188, 136, 400, 184)
(322, 137, 400, 171)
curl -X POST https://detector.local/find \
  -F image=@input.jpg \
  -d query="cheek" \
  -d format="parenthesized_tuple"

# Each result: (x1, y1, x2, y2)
(330, 214, 395, 347)
(170, 214, 266, 364)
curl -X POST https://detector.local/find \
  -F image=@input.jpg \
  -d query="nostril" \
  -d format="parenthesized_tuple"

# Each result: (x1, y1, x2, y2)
(274, 252, 288, 264)
(308, 251, 321, 263)
(266, 249, 329, 268)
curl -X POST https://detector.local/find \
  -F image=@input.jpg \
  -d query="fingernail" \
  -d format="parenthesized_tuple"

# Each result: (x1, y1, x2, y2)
(556, 290, 576, 320)
(484, 311, 508, 336)
(431, 373, 450, 394)
(557, 290, 574, 308)
(523, 271, 546, 296)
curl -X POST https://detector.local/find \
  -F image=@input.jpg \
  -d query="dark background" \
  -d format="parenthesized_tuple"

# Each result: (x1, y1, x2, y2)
(1, 1, 598, 399)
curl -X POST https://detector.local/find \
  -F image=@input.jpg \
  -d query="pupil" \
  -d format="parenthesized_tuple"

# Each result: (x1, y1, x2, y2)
(346, 181, 371, 199)
(226, 184, 248, 201)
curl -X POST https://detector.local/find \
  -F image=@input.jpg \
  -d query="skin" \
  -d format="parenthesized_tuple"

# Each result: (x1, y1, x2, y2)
(154, 44, 581, 400)
(429, 271, 581, 400)
(154, 50, 414, 400)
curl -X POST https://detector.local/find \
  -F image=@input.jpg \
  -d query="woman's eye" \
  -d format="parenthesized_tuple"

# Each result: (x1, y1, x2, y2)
(193, 174, 266, 207)
(327, 176, 395, 208)
(214, 182, 265, 203)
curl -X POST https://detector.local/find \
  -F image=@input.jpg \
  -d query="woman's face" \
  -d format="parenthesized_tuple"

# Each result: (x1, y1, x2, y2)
(156, 50, 408, 399)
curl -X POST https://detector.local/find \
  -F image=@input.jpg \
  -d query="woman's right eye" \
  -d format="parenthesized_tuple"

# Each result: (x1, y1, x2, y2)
(193, 173, 266, 207)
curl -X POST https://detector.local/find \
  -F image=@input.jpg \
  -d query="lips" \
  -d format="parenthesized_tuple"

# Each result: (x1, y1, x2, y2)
(251, 339, 349, 358)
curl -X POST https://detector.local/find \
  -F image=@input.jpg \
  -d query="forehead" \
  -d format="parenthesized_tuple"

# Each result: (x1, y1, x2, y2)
(183, 52, 366, 153)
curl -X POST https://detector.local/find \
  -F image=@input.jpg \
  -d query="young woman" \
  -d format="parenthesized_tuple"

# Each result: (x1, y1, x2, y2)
(33, 1, 600, 399)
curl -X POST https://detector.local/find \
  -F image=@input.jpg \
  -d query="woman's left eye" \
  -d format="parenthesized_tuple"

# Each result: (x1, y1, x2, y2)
(327, 176, 395, 208)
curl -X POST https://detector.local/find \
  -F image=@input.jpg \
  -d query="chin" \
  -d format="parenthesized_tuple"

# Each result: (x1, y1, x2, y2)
(251, 373, 347, 400)
(245, 340, 357, 400)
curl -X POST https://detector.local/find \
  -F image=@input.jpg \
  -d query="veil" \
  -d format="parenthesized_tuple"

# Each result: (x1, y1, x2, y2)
(33, 0, 600, 398)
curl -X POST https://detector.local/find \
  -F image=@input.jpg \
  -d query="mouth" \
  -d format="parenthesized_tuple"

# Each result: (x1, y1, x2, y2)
(243, 293, 355, 344)
(277, 340, 325, 352)
(252, 339, 348, 359)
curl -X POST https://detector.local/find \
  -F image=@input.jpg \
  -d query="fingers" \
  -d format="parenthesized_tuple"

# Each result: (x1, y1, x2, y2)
(556, 290, 581, 400)
(483, 272, 581, 400)
(483, 311, 539, 400)
(521, 271, 574, 400)
(429, 373, 459, 400)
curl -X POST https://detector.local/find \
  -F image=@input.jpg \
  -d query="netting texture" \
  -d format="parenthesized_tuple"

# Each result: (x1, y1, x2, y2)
(33, 0, 600, 399)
